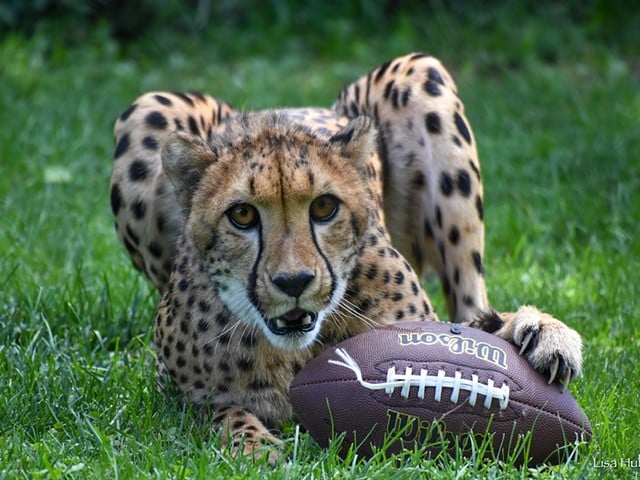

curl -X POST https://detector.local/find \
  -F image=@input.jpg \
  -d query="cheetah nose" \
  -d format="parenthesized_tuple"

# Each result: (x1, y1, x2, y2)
(272, 271, 315, 298)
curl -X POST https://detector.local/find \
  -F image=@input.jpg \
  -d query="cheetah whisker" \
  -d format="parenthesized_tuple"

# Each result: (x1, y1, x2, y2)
(201, 317, 243, 349)
(336, 297, 378, 330)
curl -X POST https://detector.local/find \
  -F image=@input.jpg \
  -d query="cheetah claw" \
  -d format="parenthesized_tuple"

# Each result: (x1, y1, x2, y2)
(519, 330, 535, 356)
(547, 356, 574, 388)
(548, 356, 560, 384)
(518, 330, 573, 386)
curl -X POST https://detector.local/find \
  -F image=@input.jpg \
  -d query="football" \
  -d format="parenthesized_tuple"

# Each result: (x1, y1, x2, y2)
(289, 321, 591, 464)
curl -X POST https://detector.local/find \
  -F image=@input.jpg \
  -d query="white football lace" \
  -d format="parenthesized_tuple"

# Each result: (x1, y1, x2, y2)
(328, 348, 510, 411)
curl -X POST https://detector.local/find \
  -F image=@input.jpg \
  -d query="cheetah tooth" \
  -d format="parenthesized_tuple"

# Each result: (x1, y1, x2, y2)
(276, 318, 287, 329)
(302, 314, 312, 326)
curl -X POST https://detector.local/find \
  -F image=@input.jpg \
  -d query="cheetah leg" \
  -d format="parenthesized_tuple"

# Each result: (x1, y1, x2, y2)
(213, 405, 282, 465)
(468, 306, 583, 385)
(333, 53, 488, 323)
(111, 91, 235, 292)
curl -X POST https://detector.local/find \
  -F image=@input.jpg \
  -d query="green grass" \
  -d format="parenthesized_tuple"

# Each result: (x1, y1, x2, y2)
(1, 4, 639, 478)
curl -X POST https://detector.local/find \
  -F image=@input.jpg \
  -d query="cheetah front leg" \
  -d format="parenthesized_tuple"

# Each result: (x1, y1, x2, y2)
(334, 54, 583, 385)
(334, 53, 488, 324)
(469, 306, 583, 385)
(333, 54, 582, 383)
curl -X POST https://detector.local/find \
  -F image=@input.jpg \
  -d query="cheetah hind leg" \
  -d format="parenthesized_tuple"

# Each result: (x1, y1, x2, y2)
(469, 305, 583, 386)
(333, 53, 489, 324)
(213, 405, 282, 465)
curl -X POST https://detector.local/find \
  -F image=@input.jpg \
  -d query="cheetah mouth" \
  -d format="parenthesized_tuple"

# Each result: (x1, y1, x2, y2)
(266, 308, 318, 336)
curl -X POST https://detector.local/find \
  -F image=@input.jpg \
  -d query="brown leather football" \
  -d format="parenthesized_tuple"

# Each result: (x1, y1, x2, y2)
(289, 321, 591, 464)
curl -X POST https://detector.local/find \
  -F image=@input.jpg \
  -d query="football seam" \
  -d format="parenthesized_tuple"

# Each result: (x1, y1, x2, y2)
(290, 377, 361, 389)
(291, 379, 590, 435)
(508, 398, 592, 434)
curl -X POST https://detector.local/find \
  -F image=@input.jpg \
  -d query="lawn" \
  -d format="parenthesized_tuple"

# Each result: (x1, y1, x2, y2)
(1, 3, 639, 478)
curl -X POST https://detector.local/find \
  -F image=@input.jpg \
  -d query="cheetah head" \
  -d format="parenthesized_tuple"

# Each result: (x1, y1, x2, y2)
(162, 112, 378, 349)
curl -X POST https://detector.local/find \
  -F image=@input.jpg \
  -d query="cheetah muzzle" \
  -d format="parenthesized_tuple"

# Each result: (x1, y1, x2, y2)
(265, 272, 320, 337)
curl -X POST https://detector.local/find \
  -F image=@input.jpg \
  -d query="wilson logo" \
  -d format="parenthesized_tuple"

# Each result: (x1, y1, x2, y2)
(385, 409, 485, 452)
(397, 331, 508, 370)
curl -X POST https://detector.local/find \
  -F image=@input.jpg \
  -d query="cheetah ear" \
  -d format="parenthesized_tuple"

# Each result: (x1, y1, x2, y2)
(329, 116, 378, 167)
(162, 131, 217, 209)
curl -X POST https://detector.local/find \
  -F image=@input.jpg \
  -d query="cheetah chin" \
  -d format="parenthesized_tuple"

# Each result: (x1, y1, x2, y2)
(266, 309, 318, 336)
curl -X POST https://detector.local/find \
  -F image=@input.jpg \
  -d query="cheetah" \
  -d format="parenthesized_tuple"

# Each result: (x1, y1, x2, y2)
(109, 53, 583, 462)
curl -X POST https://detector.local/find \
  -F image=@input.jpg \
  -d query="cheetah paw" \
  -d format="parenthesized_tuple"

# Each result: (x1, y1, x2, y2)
(500, 305, 583, 386)
(230, 435, 282, 466)
(215, 406, 283, 465)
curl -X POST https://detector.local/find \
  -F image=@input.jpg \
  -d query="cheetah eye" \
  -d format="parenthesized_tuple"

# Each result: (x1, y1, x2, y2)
(310, 195, 339, 223)
(227, 203, 260, 229)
